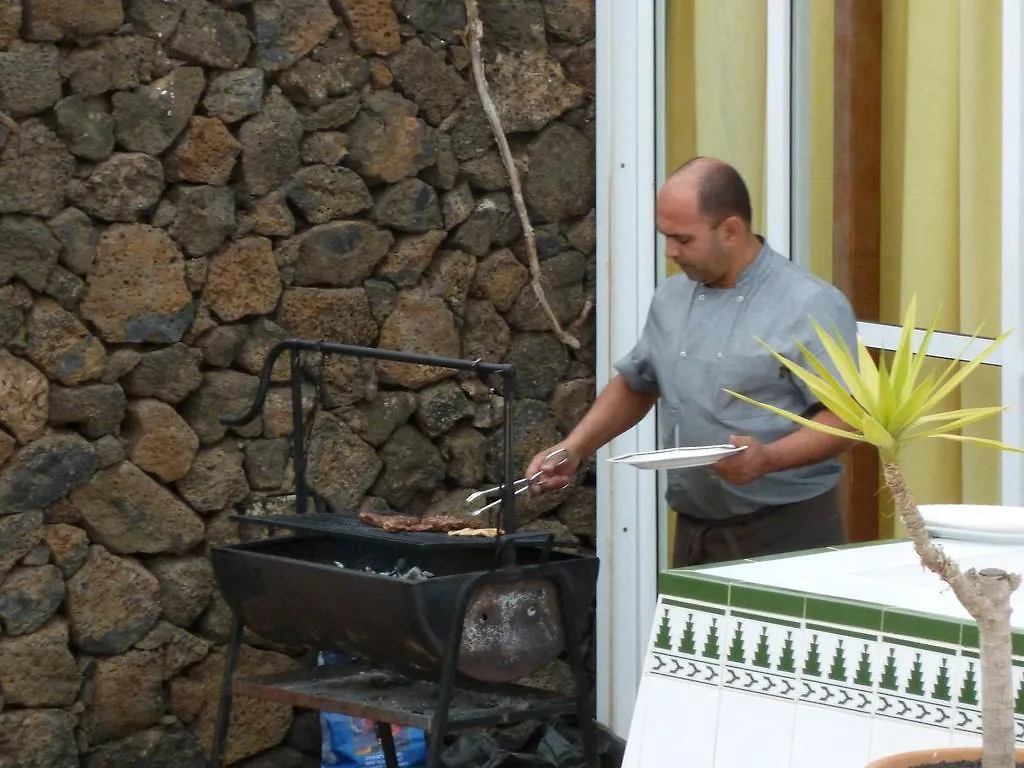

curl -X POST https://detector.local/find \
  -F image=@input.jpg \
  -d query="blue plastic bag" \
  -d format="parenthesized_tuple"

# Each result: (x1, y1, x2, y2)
(318, 652, 429, 768)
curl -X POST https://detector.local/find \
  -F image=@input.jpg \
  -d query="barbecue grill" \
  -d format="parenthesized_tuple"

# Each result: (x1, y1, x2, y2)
(207, 339, 601, 768)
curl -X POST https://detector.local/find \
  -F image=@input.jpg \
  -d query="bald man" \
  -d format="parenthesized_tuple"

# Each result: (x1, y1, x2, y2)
(526, 157, 859, 567)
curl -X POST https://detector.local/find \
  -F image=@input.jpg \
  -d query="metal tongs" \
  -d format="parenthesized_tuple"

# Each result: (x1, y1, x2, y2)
(465, 448, 572, 516)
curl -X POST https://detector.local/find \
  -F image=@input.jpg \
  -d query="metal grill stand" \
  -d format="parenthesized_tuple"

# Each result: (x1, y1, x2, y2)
(206, 340, 599, 768)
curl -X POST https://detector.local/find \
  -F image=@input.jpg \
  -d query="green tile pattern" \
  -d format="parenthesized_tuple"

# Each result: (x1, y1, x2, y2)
(647, 580, 1024, 743)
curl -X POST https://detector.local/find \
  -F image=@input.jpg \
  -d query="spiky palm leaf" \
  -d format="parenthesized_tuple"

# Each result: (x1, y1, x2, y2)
(723, 295, 1024, 768)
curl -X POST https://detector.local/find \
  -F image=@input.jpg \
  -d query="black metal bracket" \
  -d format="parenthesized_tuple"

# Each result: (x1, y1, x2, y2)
(218, 339, 521, 552)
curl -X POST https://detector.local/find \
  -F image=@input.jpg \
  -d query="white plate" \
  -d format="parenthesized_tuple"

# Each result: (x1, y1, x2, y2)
(919, 504, 1024, 536)
(927, 524, 1024, 546)
(608, 444, 747, 470)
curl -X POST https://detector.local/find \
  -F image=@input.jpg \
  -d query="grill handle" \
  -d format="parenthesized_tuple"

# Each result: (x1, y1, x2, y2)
(492, 531, 555, 569)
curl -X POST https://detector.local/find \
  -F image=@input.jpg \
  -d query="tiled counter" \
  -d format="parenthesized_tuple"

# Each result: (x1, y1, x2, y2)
(621, 539, 1024, 768)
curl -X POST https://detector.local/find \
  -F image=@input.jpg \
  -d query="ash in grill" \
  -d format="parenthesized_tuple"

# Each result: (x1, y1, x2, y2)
(207, 339, 601, 768)
(332, 558, 434, 581)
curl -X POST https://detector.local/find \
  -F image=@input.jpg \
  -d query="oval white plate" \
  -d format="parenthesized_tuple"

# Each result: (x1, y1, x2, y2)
(608, 444, 747, 470)
(919, 504, 1024, 536)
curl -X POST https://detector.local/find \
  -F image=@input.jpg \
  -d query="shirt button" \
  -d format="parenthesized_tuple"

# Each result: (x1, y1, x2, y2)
(698, 294, 705, 301)
(716, 352, 723, 358)
(736, 295, 744, 302)
(680, 350, 687, 357)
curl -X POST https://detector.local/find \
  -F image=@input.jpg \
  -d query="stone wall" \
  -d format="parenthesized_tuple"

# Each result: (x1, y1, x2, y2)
(0, 0, 596, 765)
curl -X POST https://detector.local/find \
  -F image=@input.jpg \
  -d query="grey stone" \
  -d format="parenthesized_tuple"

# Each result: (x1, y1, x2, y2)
(303, 93, 362, 131)
(441, 181, 474, 230)
(199, 325, 250, 368)
(0, 349, 48, 445)
(506, 250, 587, 330)
(375, 229, 445, 288)
(43, 522, 88, 578)
(292, 220, 393, 287)
(123, 344, 204, 405)
(277, 286, 379, 346)
(66, 545, 161, 655)
(336, 391, 417, 447)
(278, 38, 369, 107)
(0, 283, 30, 348)
(448, 97, 494, 161)
(48, 383, 127, 439)
(364, 277, 397, 326)
(306, 411, 382, 511)
(462, 299, 511, 367)
(170, 185, 237, 257)
(147, 555, 215, 629)
(550, 377, 594, 434)
(371, 424, 445, 508)
(183, 370, 263, 444)
(25, 297, 107, 386)
(301, 131, 349, 165)
(170, 1, 251, 70)
(0, 564, 64, 635)
(61, 35, 159, 98)
(373, 178, 443, 233)
(71, 461, 205, 554)
(478, 0, 547, 49)
(461, 150, 509, 192)
(420, 131, 459, 191)
(101, 349, 142, 385)
(505, 332, 570, 399)
(203, 68, 265, 124)
(112, 67, 207, 155)
(54, 95, 116, 161)
(422, 248, 477, 316)
(249, 0, 338, 71)
(533, 223, 570, 259)
(489, 49, 585, 133)
(566, 210, 596, 253)
(43, 265, 86, 311)
(240, 90, 304, 196)
(176, 443, 250, 513)
(450, 192, 520, 257)
(0, 119, 73, 218)
(0, 709, 78, 766)
(389, 38, 467, 125)
(82, 649, 165, 745)
(287, 165, 372, 225)
(93, 434, 125, 468)
(444, 426, 488, 488)
(486, 398, 563, 484)
(83, 725, 206, 768)
(0, 42, 61, 117)
(0, 433, 98, 514)
(394, 0, 466, 42)
(68, 153, 164, 223)
(543, 0, 594, 43)
(0, 510, 43, 578)
(471, 248, 529, 312)
(0, 214, 61, 291)
(135, 620, 211, 679)
(415, 380, 472, 438)
(127, 0, 185, 41)
(244, 438, 289, 490)
(524, 122, 595, 223)
(0, 617, 80, 707)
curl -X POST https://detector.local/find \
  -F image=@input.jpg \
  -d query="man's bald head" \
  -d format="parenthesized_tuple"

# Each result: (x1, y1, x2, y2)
(668, 156, 753, 228)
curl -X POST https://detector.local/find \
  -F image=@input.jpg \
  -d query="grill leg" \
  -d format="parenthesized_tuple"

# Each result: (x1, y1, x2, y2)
(209, 614, 245, 767)
(375, 722, 400, 768)
(554, 573, 598, 768)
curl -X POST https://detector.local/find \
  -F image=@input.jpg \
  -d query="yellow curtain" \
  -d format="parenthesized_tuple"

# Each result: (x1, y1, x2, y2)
(809, 0, 1003, 536)
(663, 0, 767, 558)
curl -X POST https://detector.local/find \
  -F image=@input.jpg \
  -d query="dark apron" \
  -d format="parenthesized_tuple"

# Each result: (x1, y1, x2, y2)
(672, 485, 846, 568)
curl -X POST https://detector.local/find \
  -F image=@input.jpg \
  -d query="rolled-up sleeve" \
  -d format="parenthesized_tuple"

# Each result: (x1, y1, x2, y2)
(613, 301, 662, 394)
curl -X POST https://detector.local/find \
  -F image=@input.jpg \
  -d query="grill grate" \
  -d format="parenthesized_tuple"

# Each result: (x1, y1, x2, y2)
(231, 512, 505, 548)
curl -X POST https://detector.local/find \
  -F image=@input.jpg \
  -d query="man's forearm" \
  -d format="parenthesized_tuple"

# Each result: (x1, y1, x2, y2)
(761, 410, 855, 474)
(563, 374, 659, 458)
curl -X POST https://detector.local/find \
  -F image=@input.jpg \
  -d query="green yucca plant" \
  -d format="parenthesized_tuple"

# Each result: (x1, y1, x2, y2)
(726, 296, 1024, 768)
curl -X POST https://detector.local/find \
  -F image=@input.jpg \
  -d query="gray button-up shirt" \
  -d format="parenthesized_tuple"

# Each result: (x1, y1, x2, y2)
(614, 241, 859, 521)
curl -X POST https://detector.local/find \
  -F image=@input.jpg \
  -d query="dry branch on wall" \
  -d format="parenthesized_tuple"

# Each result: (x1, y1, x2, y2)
(462, 0, 592, 351)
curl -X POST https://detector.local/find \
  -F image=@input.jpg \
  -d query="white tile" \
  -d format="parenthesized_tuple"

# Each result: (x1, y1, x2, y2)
(790, 703, 872, 768)
(714, 689, 795, 768)
(869, 718, 952, 759)
(622, 674, 719, 768)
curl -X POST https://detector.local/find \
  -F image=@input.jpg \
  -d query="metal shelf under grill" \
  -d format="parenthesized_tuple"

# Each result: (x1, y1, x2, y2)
(232, 662, 579, 730)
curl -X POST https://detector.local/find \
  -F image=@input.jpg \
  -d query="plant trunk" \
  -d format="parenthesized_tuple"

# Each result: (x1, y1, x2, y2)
(882, 462, 1020, 768)
(977, 575, 1018, 768)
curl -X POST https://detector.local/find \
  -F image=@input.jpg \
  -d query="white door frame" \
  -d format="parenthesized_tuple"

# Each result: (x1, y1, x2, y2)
(594, 0, 1024, 739)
